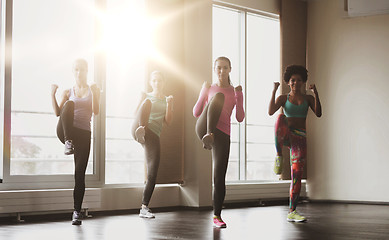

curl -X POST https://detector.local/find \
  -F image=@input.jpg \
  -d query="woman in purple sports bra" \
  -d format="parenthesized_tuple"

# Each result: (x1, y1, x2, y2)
(268, 65, 322, 222)
(50, 59, 100, 225)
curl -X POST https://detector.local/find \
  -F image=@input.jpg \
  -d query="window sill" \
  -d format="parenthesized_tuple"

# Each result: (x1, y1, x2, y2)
(225, 180, 307, 202)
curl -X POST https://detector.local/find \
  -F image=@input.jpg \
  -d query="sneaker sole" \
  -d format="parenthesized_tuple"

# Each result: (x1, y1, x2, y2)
(65, 151, 74, 155)
(287, 218, 307, 222)
(202, 135, 213, 150)
(135, 127, 146, 144)
(139, 214, 155, 219)
(72, 220, 82, 225)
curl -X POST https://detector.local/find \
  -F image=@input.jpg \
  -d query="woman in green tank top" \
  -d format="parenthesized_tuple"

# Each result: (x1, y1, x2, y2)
(132, 71, 174, 218)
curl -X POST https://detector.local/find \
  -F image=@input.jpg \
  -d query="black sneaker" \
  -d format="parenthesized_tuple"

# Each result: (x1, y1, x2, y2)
(72, 211, 82, 225)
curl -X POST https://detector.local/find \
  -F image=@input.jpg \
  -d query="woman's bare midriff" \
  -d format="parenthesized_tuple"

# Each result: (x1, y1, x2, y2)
(287, 117, 306, 130)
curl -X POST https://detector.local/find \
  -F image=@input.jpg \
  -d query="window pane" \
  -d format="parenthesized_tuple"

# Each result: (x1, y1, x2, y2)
(212, 5, 242, 181)
(246, 13, 280, 180)
(212, 6, 241, 86)
(105, 0, 147, 184)
(10, 0, 95, 175)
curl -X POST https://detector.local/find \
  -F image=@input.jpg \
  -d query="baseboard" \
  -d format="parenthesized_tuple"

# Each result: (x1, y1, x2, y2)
(307, 199, 389, 205)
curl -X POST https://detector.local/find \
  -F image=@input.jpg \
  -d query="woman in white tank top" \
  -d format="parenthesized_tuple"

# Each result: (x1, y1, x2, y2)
(51, 59, 100, 225)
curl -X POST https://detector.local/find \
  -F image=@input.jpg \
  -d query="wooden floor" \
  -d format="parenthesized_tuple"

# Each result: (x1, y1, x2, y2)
(1, 202, 389, 240)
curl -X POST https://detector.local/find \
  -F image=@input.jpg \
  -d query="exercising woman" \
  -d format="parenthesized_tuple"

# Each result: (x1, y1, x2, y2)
(268, 65, 322, 222)
(132, 71, 173, 218)
(193, 56, 245, 228)
(51, 58, 100, 225)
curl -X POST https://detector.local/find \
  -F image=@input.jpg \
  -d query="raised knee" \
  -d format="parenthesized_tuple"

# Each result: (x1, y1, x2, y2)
(143, 99, 152, 107)
(214, 92, 225, 101)
(64, 100, 74, 108)
(141, 99, 152, 111)
(277, 113, 286, 121)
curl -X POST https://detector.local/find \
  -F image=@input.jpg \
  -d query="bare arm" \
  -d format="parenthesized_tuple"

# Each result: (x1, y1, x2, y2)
(308, 84, 322, 117)
(51, 85, 69, 117)
(234, 85, 245, 122)
(164, 95, 174, 126)
(193, 81, 210, 117)
(90, 83, 101, 115)
(268, 82, 285, 116)
(51, 84, 60, 116)
(134, 92, 147, 115)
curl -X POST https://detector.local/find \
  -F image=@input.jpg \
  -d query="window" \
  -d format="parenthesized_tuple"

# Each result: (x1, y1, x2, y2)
(8, 0, 95, 177)
(212, 4, 280, 181)
(0, 0, 150, 186)
(104, 0, 148, 184)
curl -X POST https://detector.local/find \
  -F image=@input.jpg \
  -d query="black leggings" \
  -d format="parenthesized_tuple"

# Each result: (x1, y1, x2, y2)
(195, 92, 230, 216)
(132, 99, 161, 206)
(56, 101, 91, 212)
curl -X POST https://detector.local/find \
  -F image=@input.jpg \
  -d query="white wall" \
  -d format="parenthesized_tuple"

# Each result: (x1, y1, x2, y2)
(307, 0, 389, 202)
(182, 0, 213, 207)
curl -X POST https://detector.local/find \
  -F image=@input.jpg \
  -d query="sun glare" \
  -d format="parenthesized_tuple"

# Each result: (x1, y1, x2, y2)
(94, 2, 157, 61)
(93, 0, 200, 90)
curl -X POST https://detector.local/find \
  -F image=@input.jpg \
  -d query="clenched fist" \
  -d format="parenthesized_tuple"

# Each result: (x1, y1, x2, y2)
(309, 84, 318, 94)
(90, 83, 100, 95)
(166, 95, 174, 104)
(51, 84, 58, 96)
(273, 82, 280, 92)
(202, 81, 211, 89)
(234, 85, 242, 92)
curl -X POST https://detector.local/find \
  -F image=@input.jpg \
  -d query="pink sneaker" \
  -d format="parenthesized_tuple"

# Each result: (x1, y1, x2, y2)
(213, 216, 227, 228)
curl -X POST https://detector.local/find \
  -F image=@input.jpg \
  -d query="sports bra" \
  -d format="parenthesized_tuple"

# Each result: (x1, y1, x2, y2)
(283, 94, 308, 118)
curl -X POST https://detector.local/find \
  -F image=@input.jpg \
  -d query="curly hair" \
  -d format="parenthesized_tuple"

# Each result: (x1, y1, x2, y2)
(283, 65, 308, 83)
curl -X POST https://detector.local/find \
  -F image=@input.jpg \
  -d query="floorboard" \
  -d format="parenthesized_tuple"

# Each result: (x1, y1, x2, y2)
(1, 202, 389, 240)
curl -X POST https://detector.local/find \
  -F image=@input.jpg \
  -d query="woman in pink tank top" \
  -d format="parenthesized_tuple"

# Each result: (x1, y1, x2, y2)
(50, 59, 100, 225)
(193, 57, 245, 228)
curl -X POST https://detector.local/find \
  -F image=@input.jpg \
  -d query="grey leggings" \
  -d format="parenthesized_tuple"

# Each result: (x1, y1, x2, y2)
(132, 99, 161, 206)
(195, 92, 230, 216)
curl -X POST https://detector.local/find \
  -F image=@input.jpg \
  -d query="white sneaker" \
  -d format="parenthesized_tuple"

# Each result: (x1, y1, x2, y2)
(135, 126, 146, 144)
(139, 207, 155, 218)
(72, 211, 82, 225)
(64, 140, 74, 155)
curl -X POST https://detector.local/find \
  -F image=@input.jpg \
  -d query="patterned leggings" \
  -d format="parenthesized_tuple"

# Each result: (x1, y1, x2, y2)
(275, 114, 306, 211)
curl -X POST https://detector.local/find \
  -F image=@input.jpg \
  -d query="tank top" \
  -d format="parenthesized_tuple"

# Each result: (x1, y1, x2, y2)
(145, 93, 167, 137)
(283, 94, 309, 118)
(69, 87, 93, 131)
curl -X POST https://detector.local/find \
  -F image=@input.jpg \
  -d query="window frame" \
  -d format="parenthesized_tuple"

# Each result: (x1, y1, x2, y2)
(212, 2, 280, 182)
(0, 0, 106, 188)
